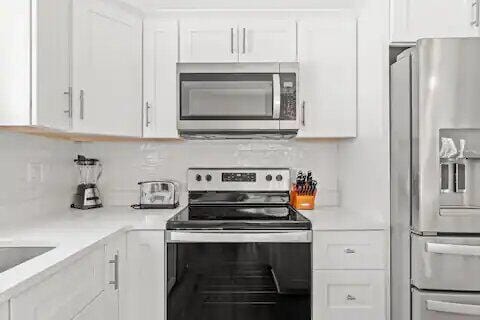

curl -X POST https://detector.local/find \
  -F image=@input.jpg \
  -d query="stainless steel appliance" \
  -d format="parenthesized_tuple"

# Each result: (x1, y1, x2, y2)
(166, 168, 312, 320)
(132, 180, 180, 209)
(177, 64, 299, 139)
(391, 38, 480, 320)
(71, 155, 103, 210)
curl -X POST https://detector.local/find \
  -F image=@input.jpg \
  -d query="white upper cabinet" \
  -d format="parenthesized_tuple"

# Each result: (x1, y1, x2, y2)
(34, 0, 72, 130)
(179, 19, 297, 63)
(0, 0, 71, 129)
(180, 20, 238, 63)
(72, 0, 142, 137)
(143, 19, 179, 138)
(391, 0, 480, 43)
(297, 13, 357, 138)
(239, 20, 297, 62)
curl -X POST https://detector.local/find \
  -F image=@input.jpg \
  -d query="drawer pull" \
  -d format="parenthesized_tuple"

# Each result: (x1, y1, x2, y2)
(346, 294, 356, 301)
(344, 248, 356, 254)
(427, 300, 480, 316)
(426, 242, 480, 256)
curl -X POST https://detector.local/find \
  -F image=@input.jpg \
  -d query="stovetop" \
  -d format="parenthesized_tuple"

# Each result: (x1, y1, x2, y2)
(166, 205, 311, 230)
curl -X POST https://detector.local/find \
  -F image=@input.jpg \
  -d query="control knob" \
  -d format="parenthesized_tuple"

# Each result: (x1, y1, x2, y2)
(206, 174, 212, 182)
(276, 174, 283, 182)
(266, 174, 273, 181)
(195, 174, 202, 182)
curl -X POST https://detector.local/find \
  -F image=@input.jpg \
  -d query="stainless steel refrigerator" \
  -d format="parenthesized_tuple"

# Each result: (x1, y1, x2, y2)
(391, 38, 480, 320)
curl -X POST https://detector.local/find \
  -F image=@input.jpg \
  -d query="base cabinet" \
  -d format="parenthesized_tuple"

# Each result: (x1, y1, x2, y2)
(0, 302, 8, 320)
(105, 233, 126, 320)
(10, 247, 105, 320)
(125, 231, 165, 320)
(313, 270, 386, 320)
(72, 292, 107, 320)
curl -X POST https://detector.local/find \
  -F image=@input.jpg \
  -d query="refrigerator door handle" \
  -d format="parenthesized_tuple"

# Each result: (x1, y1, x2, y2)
(426, 242, 480, 256)
(427, 300, 480, 316)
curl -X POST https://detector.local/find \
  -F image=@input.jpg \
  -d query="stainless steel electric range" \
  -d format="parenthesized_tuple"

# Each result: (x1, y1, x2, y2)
(166, 168, 312, 320)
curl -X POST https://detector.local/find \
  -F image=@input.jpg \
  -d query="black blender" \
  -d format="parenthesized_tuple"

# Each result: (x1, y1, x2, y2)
(71, 155, 103, 209)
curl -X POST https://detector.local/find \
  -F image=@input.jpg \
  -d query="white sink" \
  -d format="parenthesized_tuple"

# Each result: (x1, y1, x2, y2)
(0, 247, 55, 273)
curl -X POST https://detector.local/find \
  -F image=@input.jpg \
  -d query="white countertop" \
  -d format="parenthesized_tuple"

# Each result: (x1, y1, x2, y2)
(300, 207, 388, 231)
(0, 205, 386, 303)
(0, 205, 183, 303)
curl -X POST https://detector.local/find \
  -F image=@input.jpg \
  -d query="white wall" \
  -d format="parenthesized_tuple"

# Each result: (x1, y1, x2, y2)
(0, 132, 77, 225)
(79, 140, 339, 207)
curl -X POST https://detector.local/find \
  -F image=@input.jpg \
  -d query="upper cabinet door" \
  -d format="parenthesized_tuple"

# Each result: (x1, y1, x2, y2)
(33, 0, 72, 130)
(391, 0, 480, 43)
(144, 19, 179, 138)
(72, 0, 142, 137)
(180, 20, 238, 63)
(239, 20, 297, 63)
(297, 13, 357, 138)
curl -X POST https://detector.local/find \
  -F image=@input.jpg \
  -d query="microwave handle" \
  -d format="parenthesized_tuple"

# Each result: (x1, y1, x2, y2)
(273, 74, 281, 119)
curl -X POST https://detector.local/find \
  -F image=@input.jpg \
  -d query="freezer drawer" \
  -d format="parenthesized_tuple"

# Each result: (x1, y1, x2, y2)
(412, 234, 480, 291)
(412, 288, 480, 319)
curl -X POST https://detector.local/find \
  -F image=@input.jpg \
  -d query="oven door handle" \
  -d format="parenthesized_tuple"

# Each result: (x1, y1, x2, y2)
(273, 74, 281, 120)
(166, 230, 312, 243)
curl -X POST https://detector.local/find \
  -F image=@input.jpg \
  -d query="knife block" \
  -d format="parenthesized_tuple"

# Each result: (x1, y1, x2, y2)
(290, 190, 316, 210)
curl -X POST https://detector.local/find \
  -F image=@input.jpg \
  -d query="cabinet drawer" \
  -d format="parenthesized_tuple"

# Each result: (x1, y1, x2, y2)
(313, 270, 385, 320)
(313, 231, 386, 270)
(11, 247, 105, 320)
(412, 288, 480, 320)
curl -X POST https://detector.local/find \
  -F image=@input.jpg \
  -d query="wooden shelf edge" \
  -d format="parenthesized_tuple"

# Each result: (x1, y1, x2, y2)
(0, 126, 183, 143)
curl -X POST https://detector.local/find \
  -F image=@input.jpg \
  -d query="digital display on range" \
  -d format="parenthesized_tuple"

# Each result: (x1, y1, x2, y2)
(222, 172, 256, 182)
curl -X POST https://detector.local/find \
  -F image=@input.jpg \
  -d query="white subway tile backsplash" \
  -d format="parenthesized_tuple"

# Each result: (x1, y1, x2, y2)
(0, 133, 77, 225)
(80, 140, 339, 207)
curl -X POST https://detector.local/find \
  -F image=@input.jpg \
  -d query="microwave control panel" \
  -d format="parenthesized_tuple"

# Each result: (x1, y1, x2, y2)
(280, 73, 297, 120)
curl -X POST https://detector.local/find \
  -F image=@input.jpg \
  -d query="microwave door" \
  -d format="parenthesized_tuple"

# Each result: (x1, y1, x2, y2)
(179, 73, 276, 121)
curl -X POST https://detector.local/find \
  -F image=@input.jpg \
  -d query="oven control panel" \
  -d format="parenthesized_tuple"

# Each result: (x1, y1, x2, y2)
(188, 168, 290, 192)
(222, 172, 256, 182)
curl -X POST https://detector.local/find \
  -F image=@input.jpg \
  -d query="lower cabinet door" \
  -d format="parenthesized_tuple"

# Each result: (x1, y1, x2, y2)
(125, 231, 165, 320)
(313, 270, 385, 320)
(412, 288, 480, 320)
(0, 301, 8, 320)
(73, 293, 107, 320)
(10, 247, 105, 320)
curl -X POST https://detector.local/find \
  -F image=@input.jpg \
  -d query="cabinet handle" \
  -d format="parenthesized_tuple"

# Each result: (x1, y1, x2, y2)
(242, 28, 246, 54)
(344, 248, 356, 254)
(472, 0, 480, 27)
(109, 253, 119, 290)
(79, 89, 85, 120)
(145, 102, 152, 127)
(346, 294, 357, 301)
(301, 101, 306, 126)
(63, 87, 73, 118)
(230, 28, 234, 54)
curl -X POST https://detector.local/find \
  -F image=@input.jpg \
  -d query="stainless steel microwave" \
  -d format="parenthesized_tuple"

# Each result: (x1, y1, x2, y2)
(177, 68, 299, 139)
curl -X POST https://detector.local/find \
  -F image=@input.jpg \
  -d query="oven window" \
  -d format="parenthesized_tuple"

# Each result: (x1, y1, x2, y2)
(167, 243, 311, 320)
(180, 74, 274, 120)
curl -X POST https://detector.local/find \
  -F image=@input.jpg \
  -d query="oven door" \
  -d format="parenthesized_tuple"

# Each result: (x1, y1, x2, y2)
(178, 73, 281, 131)
(166, 231, 312, 320)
